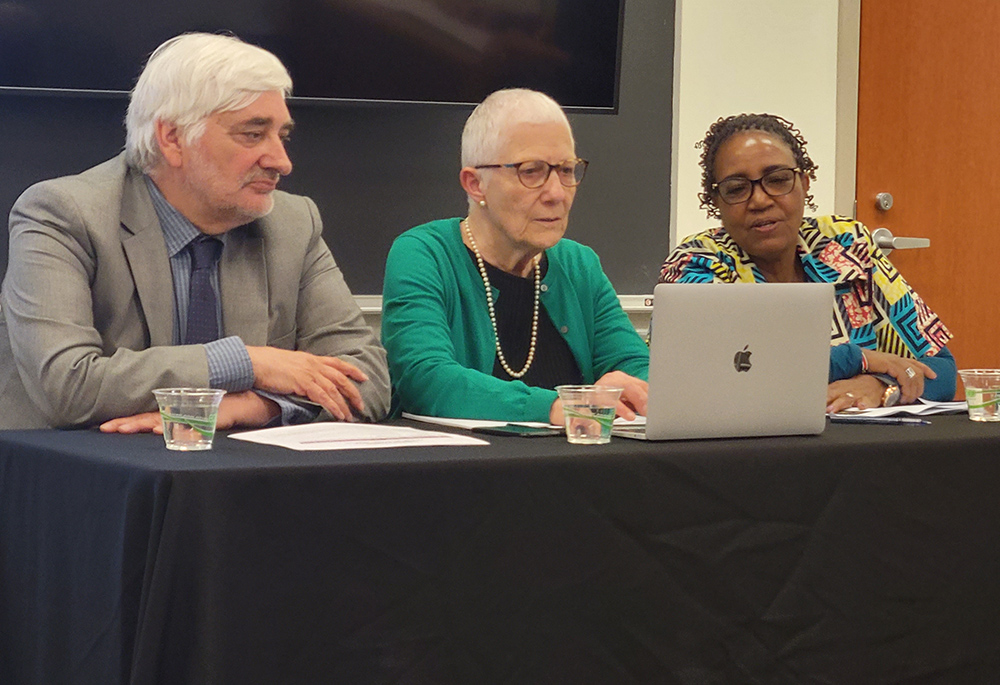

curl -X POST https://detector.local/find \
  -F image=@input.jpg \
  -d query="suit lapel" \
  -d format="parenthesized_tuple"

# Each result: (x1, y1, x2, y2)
(120, 170, 175, 347)
(220, 223, 269, 345)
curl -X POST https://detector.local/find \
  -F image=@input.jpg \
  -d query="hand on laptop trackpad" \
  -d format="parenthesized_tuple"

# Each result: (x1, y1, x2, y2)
(614, 415, 646, 426)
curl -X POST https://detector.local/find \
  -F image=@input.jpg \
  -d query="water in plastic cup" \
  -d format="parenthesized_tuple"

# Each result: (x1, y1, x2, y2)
(958, 369, 1000, 422)
(152, 388, 226, 450)
(556, 385, 623, 445)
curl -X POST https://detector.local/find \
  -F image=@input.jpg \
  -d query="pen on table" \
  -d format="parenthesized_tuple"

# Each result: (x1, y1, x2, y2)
(828, 414, 931, 426)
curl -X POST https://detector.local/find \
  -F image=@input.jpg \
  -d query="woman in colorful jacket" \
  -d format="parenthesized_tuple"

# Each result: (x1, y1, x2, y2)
(659, 113, 955, 412)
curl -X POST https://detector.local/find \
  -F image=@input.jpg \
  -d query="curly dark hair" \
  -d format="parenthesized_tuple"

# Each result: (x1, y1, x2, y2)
(696, 113, 818, 219)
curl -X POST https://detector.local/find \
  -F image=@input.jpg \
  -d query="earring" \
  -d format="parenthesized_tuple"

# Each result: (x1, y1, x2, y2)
(478, 200, 486, 208)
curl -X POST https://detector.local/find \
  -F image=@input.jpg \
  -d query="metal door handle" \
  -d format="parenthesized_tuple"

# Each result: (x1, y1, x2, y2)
(871, 227, 930, 255)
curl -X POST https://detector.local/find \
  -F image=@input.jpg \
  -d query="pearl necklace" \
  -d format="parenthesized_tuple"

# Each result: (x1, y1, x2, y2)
(462, 218, 541, 379)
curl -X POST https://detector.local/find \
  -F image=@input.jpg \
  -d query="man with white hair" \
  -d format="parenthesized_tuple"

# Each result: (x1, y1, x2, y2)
(0, 32, 390, 430)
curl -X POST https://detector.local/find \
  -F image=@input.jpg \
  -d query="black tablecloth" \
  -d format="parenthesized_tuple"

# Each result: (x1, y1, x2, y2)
(2, 416, 1000, 684)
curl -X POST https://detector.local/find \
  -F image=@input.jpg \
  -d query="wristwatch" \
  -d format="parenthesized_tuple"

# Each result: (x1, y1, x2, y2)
(880, 381, 901, 407)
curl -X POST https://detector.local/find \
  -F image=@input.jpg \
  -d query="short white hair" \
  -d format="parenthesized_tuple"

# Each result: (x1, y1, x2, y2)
(461, 88, 574, 168)
(125, 32, 292, 172)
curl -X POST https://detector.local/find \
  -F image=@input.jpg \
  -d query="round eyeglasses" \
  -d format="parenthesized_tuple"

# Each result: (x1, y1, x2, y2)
(474, 158, 589, 189)
(713, 167, 801, 205)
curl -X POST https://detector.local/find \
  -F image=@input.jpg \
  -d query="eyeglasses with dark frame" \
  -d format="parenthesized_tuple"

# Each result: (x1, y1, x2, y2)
(474, 158, 589, 189)
(712, 167, 802, 205)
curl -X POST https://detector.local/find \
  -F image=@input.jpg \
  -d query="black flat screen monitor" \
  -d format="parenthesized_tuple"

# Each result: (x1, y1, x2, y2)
(0, 0, 624, 111)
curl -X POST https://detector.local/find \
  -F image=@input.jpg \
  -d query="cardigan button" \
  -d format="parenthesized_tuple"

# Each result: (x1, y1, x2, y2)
(540, 284, 549, 292)
(560, 325, 568, 334)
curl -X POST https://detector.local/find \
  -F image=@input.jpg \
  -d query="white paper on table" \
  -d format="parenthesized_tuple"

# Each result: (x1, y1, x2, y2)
(834, 398, 967, 418)
(402, 413, 556, 430)
(229, 422, 488, 451)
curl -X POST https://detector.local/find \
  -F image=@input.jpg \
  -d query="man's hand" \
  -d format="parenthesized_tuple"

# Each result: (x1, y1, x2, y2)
(861, 349, 935, 404)
(100, 412, 165, 434)
(246, 347, 368, 421)
(100, 391, 280, 433)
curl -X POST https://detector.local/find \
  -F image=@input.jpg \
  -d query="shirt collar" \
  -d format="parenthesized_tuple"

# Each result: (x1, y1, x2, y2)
(144, 176, 227, 257)
(708, 217, 870, 286)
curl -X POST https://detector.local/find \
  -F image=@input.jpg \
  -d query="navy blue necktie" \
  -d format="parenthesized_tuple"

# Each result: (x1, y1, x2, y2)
(185, 236, 223, 345)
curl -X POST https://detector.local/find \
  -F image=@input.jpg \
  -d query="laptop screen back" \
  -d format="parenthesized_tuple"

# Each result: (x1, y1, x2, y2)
(640, 282, 833, 440)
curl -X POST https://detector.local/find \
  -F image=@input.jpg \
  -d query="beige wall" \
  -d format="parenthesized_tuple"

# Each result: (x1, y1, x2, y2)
(671, 0, 842, 245)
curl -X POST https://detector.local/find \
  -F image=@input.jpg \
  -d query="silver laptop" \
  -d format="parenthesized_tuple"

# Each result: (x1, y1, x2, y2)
(614, 282, 833, 440)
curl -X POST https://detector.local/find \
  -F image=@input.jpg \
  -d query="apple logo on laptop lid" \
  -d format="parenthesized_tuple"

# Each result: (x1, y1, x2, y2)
(733, 345, 752, 372)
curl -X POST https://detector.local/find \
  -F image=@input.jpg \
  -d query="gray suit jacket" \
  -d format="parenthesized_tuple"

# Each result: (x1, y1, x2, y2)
(0, 154, 390, 429)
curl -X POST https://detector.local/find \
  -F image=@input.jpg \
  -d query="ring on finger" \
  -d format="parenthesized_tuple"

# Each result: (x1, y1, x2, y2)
(845, 392, 856, 400)
(905, 367, 916, 378)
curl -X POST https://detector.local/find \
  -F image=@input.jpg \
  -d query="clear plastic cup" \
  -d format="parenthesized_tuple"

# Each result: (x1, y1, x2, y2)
(152, 388, 226, 450)
(958, 370, 1000, 422)
(556, 385, 623, 444)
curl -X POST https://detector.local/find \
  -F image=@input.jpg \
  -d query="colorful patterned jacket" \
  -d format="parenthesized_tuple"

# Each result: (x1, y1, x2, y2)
(658, 215, 955, 398)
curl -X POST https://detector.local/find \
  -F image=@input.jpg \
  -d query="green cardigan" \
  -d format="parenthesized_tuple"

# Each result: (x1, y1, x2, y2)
(381, 218, 649, 422)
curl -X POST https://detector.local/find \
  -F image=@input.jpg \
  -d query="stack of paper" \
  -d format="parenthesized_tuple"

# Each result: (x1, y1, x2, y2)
(230, 422, 488, 451)
(834, 398, 967, 418)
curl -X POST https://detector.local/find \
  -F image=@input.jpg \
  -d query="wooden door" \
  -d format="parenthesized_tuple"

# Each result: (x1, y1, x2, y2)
(856, 0, 1000, 374)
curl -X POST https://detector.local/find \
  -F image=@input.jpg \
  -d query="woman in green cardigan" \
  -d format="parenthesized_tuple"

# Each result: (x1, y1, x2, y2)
(381, 88, 649, 424)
